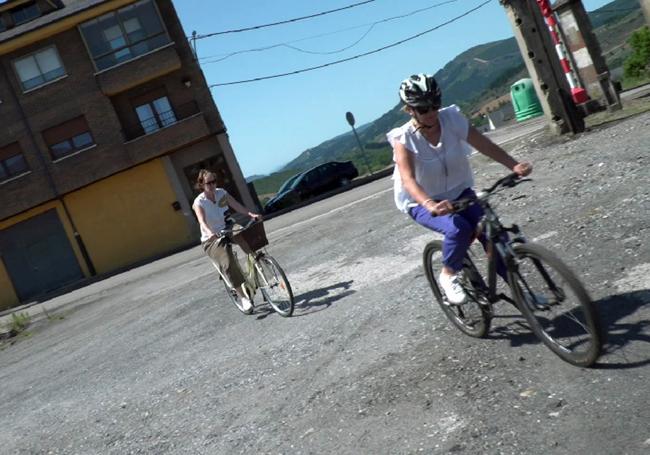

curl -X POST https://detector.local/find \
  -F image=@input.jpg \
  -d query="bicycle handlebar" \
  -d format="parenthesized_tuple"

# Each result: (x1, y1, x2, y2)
(430, 173, 531, 216)
(217, 218, 258, 238)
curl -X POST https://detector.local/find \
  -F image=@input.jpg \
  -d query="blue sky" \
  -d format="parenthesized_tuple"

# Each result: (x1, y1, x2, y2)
(173, 0, 613, 177)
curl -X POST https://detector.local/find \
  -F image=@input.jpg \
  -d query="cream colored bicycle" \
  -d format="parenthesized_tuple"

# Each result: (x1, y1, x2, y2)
(213, 219, 294, 317)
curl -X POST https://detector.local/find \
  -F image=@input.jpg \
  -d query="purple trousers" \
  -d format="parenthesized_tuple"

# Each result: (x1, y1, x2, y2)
(409, 188, 506, 277)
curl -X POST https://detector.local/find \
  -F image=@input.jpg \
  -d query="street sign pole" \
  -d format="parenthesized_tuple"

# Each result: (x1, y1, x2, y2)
(345, 111, 372, 176)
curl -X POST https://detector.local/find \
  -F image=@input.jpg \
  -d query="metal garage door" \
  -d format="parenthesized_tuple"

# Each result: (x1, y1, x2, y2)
(0, 209, 83, 302)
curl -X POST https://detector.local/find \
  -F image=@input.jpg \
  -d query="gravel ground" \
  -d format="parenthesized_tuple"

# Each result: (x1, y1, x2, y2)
(0, 111, 649, 454)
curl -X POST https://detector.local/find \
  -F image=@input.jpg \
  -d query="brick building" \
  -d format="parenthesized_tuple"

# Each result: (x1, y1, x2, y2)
(0, 0, 254, 309)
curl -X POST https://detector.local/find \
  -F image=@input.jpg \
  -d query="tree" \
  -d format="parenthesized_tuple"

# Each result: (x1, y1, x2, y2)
(623, 26, 650, 80)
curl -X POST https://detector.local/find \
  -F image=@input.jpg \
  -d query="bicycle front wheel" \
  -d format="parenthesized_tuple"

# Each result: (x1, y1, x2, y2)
(256, 255, 294, 317)
(508, 243, 602, 367)
(423, 240, 491, 338)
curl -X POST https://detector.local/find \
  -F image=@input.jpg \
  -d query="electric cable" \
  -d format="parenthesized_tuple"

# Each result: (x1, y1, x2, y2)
(194, 0, 376, 39)
(209, 0, 491, 87)
(198, 0, 458, 63)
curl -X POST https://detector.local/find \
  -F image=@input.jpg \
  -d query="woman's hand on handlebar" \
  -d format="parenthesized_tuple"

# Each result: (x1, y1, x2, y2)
(513, 161, 532, 177)
(424, 199, 454, 216)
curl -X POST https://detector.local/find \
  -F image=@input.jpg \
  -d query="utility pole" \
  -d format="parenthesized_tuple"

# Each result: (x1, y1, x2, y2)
(345, 112, 372, 176)
(553, 0, 621, 111)
(191, 30, 197, 60)
(640, 0, 650, 26)
(500, 0, 584, 134)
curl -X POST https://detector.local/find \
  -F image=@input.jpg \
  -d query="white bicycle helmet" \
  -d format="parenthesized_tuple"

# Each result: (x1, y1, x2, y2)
(399, 74, 441, 107)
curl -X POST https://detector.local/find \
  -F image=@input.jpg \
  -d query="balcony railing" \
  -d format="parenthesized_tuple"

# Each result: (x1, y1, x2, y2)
(123, 100, 200, 141)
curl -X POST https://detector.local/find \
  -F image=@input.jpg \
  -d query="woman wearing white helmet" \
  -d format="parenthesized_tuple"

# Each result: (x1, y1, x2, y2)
(387, 74, 532, 304)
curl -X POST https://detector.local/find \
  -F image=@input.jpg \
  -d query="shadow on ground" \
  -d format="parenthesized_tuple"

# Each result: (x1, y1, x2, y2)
(292, 280, 356, 317)
(593, 289, 650, 369)
(456, 290, 650, 368)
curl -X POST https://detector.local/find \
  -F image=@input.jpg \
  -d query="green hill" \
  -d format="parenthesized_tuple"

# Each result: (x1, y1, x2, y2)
(252, 0, 642, 199)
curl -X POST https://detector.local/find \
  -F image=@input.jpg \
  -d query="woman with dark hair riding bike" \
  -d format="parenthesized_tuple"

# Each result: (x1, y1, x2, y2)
(387, 74, 532, 305)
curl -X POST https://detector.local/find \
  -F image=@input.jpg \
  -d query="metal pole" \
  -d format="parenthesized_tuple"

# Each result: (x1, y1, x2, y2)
(345, 111, 372, 176)
(191, 30, 197, 60)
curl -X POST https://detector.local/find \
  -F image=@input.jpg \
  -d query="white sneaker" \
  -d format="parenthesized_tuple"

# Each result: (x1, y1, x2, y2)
(524, 291, 549, 310)
(439, 272, 467, 305)
(240, 296, 253, 312)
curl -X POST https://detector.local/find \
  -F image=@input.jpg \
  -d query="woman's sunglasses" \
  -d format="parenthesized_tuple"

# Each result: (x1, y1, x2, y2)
(204, 179, 217, 185)
(414, 105, 439, 115)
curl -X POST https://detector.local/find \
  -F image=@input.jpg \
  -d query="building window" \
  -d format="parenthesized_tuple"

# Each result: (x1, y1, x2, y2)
(135, 96, 176, 134)
(43, 116, 95, 160)
(0, 18, 6, 32)
(0, 142, 29, 181)
(10, 2, 41, 25)
(13, 46, 66, 91)
(79, 0, 170, 71)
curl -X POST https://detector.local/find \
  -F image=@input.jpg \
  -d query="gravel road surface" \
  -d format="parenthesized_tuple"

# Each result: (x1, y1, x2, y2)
(1, 111, 649, 454)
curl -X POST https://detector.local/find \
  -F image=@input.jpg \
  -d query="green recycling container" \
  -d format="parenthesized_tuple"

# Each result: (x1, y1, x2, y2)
(510, 78, 543, 122)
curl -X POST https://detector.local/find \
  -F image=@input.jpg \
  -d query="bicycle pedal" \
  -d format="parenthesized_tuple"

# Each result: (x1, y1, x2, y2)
(442, 298, 467, 307)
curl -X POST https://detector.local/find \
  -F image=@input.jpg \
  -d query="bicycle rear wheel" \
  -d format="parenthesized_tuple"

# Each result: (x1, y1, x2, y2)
(423, 240, 491, 338)
(509, 243, 602, 367)
(222, 280, 253, 315)
(255, 254, 294, 317)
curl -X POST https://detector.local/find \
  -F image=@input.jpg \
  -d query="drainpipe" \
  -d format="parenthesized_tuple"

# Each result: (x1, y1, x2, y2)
(1, 63, 97, 276)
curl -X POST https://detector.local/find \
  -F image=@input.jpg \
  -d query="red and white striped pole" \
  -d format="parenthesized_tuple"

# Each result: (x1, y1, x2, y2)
(536, 0, 588, 104)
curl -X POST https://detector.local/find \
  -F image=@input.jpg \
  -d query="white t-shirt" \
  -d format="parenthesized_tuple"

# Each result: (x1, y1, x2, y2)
(387, 105, 475, 213)
(193, 188, 230, 242)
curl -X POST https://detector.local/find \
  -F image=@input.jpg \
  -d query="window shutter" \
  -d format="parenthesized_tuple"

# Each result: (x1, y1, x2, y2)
(43, 116, 90, 146)
(0, 142, 23, 161)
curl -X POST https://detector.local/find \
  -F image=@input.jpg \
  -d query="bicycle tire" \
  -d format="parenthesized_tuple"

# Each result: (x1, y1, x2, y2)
(256, 254, 294, 317)
(222, 280, 253, 315)
(508, 243, 602, 367)
(423, 240, 491, 338)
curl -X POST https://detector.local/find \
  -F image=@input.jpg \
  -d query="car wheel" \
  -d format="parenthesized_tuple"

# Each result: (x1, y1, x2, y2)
(340, 177, 351, 187)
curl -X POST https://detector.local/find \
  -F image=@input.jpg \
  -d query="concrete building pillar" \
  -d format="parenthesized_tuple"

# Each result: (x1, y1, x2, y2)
(216, 132, 257, 210)
(554, 0, 622, 112)
(500, 0, 585, 134)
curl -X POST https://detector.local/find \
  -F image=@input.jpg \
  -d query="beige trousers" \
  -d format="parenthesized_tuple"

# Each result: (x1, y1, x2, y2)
(202, 237, 245, 288)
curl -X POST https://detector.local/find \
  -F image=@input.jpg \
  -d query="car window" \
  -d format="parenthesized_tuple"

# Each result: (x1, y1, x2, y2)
(278, 173, 300, 193)
(290, 173, 307, 188)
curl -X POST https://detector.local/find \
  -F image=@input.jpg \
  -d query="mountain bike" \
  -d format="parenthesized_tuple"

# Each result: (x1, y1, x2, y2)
(212, 219, 294, 317)
(423, 174, 602, 367)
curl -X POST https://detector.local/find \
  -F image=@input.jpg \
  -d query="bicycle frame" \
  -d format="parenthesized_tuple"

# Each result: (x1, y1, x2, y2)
(471, 197, 525, 306)
(211, 238, 263, 297)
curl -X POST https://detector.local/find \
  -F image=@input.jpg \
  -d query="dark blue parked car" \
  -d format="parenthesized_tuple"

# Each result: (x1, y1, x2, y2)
(264, 161, 359, 213)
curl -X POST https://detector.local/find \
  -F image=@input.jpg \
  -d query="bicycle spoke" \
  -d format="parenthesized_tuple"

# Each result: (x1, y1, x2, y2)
(510, 243, 601, 367)
(423, 240, 490, 338)
(256, 255, 294, 317)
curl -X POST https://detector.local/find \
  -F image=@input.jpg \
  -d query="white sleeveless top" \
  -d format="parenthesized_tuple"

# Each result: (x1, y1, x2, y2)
(386, 105, 474, 213)
(193, 188, 230, 242)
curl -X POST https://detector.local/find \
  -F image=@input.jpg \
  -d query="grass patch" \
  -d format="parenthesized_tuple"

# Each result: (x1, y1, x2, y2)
(5, 312, 31, 335)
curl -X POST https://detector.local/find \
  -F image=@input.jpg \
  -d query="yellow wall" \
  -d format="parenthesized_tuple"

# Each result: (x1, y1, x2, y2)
(0, 159, 190, 307)
(0, 260, 19, 311)
(64, 159, 193, 275)
(0, 201, 91, 310)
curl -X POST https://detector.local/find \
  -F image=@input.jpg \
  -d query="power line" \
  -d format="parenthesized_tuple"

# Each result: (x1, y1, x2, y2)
(199, 0, 458, 63)
(194, 0, 377, 40)
(209, 0, 492, 87)
(200, 25, 376, 64)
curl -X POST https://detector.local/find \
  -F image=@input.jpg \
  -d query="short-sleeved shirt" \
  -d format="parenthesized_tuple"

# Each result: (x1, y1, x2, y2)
(193, 188, 230, 242)
(386, 105, 474, 213)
